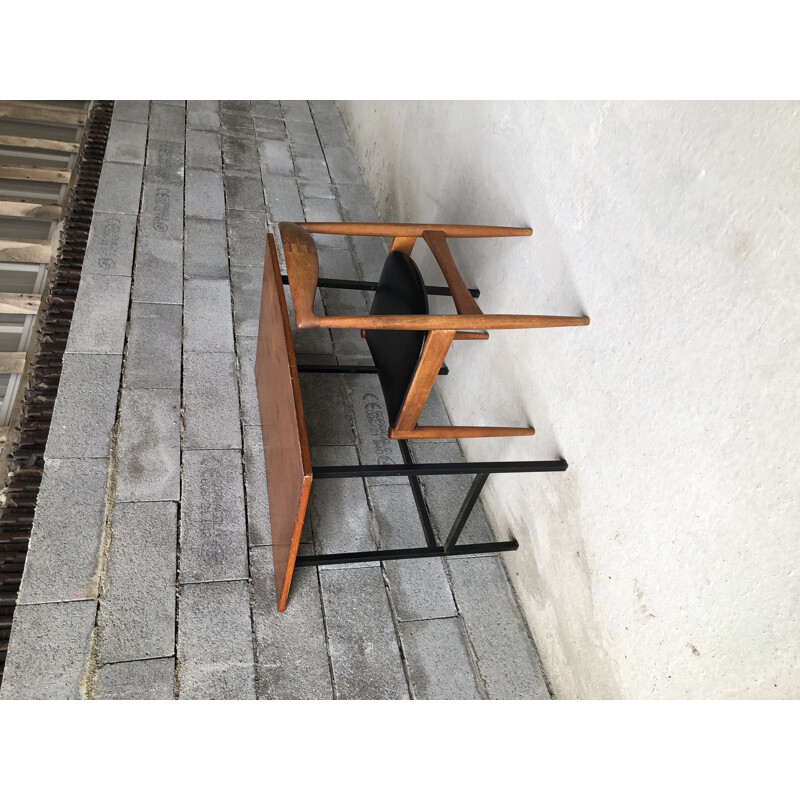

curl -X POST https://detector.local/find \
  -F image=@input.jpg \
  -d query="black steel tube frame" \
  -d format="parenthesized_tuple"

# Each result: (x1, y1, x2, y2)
(297, 363, 449, 376)
(294, 447, 568, 568)
(281, 273, 480, 298)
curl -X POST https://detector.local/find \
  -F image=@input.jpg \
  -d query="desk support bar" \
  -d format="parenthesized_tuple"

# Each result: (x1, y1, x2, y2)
(281, 273, 480, 298)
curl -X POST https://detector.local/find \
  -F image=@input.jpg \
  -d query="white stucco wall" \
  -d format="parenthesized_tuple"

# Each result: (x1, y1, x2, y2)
(338, 101, 800, 699)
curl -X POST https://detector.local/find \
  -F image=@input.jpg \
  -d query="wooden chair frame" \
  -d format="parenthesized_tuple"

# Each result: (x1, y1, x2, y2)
(279, 221, 589, 440)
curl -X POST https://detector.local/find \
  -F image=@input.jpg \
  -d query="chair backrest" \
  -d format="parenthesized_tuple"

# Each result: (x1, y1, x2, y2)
(365, 251, 429, 425)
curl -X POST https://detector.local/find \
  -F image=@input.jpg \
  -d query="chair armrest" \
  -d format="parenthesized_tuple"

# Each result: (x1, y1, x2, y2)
(297, 222, 532, 238)
(300, 313, 590, 331)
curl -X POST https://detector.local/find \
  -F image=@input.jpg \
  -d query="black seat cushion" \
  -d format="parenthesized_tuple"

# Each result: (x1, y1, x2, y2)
(365, 251, 429, 426)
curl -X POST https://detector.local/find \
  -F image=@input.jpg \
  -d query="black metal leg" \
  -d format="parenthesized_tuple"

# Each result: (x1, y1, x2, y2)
(443, 472, 489, 553)
(298, 363, 448, 376)
(398, 440, 438, 549)
(313, 459, 567, 479)
(282, 273, 480, 298)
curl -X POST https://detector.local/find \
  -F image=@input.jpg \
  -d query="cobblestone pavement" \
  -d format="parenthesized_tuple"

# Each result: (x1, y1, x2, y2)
(0, 101, 550, 700)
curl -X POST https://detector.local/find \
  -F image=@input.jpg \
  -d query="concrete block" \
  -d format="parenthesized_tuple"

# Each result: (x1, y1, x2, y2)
(65, 274, 130, 355)
(105, 119, 148, 165)
(250, 100, 282, 118)
(148, 102, 185, 143)
(221, 131, 259, 172)
(112, 100, 149, 124)
(186, 129, 222, 171)
(281, 100, 313, 123)
(184, 217, 229, 278)
(294, 155, 330, 184)
(309, 446, 375, 557)
(336, 183, 380, 224)
(242, 423, 270, 546)
(250, 546, 333, 699)
(82, 211, 137, 276)
(132, 234, 183, 304)
(18, 457, 109, 604)
(368, 483, 458, 621)
(45, 354, 122, 459)
(96, 501, 178, 663)
(185, 169, 225, 220)
(177, 580, 256, 699)
(180, 449, 248, 583)
(323, 145, 364, 184)
(124, 302, 182, 389)
(94, 657, 175, 699)
(230, 266, 261, 338)
(263, 175, 304, 223)
(398, 618, 483, 699)
(226, 209, 266, 266)
(0, 600, 97, 700)
(183, 352, 242, 450)
(223, 170, 265, 211)
(144, 138, 185, 185)
(345, 371, 406, 485)
(299, 373, 354, 446)
(445, 555, 550, 699)
(302, 196, 342, 224)
(140, 181, 184, 239)
(116, 388, 181, 502)
(253, 117, 287, 139)
(187, 100, 219, 131)
(258, 138, 295, 177)
(319, 566, 408, 699)
(183, 278, 235, 353)
(94, 161, 143, 215)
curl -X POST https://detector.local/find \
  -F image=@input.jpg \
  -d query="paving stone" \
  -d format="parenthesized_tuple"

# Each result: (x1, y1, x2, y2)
(116, 388, 181, 502)
(258, 138, 295, 177)
(320, 281, 371, 358)
(294, 155, 330, 183)
(250, 100, 282, 118)
(180, 450, 248, 583)
(309, 446, 375, 557)
(226, 209, 266, 266)
(298, 181, 335, 201)
(351, 233, 389, 282)
(250, 546, 332, 699)
(183, 278, 235, 353)
(315, 121, 351, 150)
(185, 168, 225, 220)
(82, 211, 137, 276)
(445, 555, 550, 699)
(96, 502, 178, 663)
(223, 171, 265, 211)
(0, 600, 97, 700)
(46, 354, 122, 459)
(299, 373, 354, 445)
(221, 131, 260, 173)
(235, 336, 259, 428)
(253, 117, 286, 139)
(105, 120, 148, 164)
(398, 618, 483, 699)
(345, 371, 406, 485)
(323, 144, 364, 185)
(187, 129, 221, 171)
(336, 183, 380, 224)
(18, 458, 109, 604)
(153, 100, 186, 107)
(263, 175, 304, 222)
(177, 580, 256, 699)
(183, 352, 242, 450)
(94, 161, 143, 215)
(140, 181, 184, 239)
(65, 274, 130, 355)
(283, 286, 334, 354)
(242, 423, 270, 546)
(281, 100, 312, 123)
(286, 118, 323, 149)
(220, 100, 251, 113)
(319, 566, 408, 699)
(112, 100, 149, 124)
(124, 302, 182, 389)
(302, 196, 342, 224)
(132, 234, 183, 304)
(369, 483, 457, 622)
(94, 658, 175, 699)
(187, 100, 220, 131)
(230, 266, 261, 338)
(220, 110, 253, 130)
(148, 102, 185, 143)
(184, 217, 229, 278)
(144, 138, 185, 185)
(309, 100, 338, 117)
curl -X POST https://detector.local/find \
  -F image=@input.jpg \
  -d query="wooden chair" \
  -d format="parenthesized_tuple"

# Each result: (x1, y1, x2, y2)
(279, 221, 589, 441)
